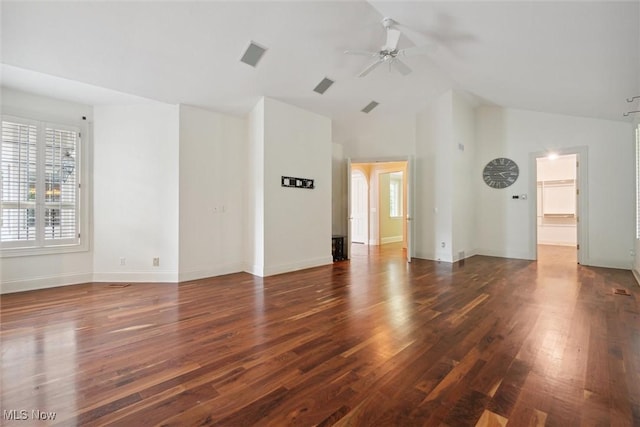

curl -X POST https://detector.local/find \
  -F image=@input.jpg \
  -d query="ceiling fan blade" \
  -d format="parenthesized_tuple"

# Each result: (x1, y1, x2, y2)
(383, 28, 401, 51)
(394, 22, 432, 46)
(344, 49, 379, 57)
(358, 60, 384, 77)
(391, 59, 412, 76)
(398, 45, 436, 57)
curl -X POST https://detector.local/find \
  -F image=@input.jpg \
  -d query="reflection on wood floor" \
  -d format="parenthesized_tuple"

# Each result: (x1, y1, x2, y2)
(537, 244, 577, 265)
(1, 243, 639, 426)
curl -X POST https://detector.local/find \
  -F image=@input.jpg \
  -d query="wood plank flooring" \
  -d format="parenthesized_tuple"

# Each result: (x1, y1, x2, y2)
(2, 244, 640, 426)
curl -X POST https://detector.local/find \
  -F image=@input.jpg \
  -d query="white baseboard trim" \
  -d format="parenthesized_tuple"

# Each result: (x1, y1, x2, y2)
(633, 269, 640, 287)
(258, 256, 333, 277)
(475, 248, 535, 261)
(92, 271, 179, 283)
(453, 249, 478, 262)
(1, 272, 93, 294)
(412, 251, 454, 263)
(243, 263, 265, 277)
(369, 239, 378, 246)
(381, 236, 403, 244)
(412, 254, 453, 267)
(178, 263, 243, 282)
(581, 258, 631, 270)
(414, 250, 436, 261)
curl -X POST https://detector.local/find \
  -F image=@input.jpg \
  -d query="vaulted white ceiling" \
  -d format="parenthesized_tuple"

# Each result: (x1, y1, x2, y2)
(2, 1, 639, 137)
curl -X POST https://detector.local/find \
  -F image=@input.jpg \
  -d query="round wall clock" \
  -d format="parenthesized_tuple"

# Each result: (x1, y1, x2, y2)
(482, 157, 519, 189)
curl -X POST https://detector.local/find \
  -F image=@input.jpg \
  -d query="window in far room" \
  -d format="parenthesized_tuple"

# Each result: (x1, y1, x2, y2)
(389, 171, 403, 218)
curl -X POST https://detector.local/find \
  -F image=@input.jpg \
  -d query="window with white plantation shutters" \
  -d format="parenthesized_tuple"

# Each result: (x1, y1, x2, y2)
(44, 127, 77, 243)
(1, 116, 80, 251)
(1, 119, 38, 245)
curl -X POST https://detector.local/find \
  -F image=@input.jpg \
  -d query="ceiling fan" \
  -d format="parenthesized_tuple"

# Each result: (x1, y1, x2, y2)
(345, 17, 433, 78)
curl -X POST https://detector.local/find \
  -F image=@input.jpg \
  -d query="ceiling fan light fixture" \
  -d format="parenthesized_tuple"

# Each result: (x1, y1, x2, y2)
(313, 77, 334, 95)
(361, 101, 379, 114)
(345, 16, 432, 78)
(240, 41, 268, 67)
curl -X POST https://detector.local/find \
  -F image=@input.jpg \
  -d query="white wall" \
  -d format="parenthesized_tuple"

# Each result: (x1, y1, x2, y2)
(635, 2, 640, 282)
(537, 155, 576, 181)
(262, 98, 332, 275)
(335, 113, 416, 160)
(1, 88, 94, 293)
(178, 105, 246, 281)
(451, 91, 478, 261)
(332, 142, 346, 236)
(246, 97, 332, 276)
(415, 91, 454, 261)
(93, 104, 180, 282)
(634, 122, 640, 284)
(413, 90, 478, 262)
(245, 99, 265, 275)
(476, 106, 635, 268)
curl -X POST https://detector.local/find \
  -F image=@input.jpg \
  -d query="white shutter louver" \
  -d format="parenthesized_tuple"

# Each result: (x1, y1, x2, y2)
(1, 120, 38, 245)
(1, 116, 81, 251)
(44, 127, 77, 243)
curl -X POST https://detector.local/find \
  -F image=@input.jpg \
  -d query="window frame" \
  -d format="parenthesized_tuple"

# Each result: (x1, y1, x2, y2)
(389, 171, 403, 218)
(1, 112, 88, 258)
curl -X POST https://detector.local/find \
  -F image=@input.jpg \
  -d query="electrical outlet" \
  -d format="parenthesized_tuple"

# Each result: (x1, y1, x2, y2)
(120, 257, 126, 266)
(441, 242, 446, 248)
(153, 257, 160, 267)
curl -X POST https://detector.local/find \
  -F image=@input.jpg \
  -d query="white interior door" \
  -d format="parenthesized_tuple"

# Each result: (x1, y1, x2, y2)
(346, 158, 352, 260)
(351, 170, 368, 244)
(575, 154, 582, 264)
(406, 156, 414, 262)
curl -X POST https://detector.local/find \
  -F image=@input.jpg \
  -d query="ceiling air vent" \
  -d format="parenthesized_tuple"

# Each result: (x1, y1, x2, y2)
(313, 77, 335, 95)
(361, 101, 379, 114)
(240, 41, 268, 67)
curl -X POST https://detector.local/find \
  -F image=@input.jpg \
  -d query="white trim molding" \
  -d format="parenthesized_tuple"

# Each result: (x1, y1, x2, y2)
(381, 236, 403, 244)
(256, 256, 333, 277)
(1, 272, 92, 294)
(92, 271, 179, 283)
(179, 263, 243, 282)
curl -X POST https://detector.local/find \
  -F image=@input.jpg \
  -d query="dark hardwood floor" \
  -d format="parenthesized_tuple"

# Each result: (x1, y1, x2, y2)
(2, 244, 640, 426)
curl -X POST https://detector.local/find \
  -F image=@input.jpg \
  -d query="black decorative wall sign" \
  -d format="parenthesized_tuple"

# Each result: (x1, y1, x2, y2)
(282, 176, 314, 189)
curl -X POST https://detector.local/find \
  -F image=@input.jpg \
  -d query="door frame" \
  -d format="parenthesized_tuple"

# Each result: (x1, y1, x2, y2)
(528, 146, 588, 264)
(347, 156, 414, 262)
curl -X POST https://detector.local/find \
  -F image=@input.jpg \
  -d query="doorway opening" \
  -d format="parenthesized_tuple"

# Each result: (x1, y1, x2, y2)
(535, 153, 578, 265)
(349, 161, 409, 260)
